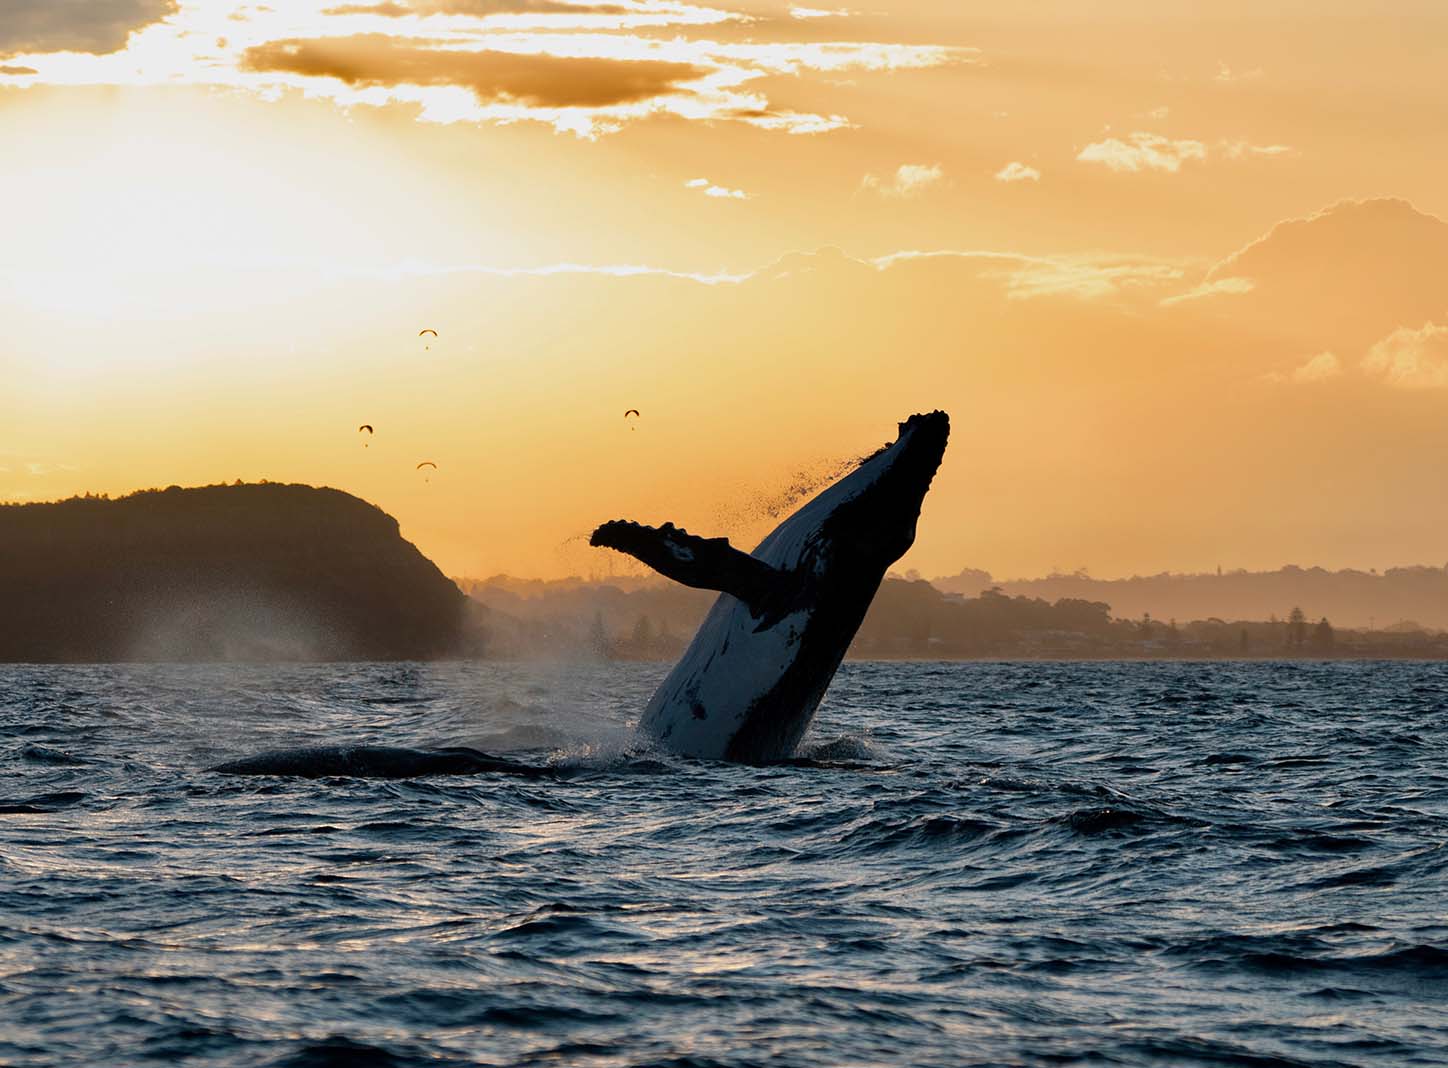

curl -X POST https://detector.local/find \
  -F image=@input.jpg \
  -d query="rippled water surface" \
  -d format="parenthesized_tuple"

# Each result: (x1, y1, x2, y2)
(2, 661, 1446, 1067)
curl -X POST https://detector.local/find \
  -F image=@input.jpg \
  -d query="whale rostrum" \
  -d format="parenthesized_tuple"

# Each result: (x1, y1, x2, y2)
(595, 410, 950, 763)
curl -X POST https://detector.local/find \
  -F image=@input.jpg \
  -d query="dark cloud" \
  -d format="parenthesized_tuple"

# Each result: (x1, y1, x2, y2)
(241, 35, 708, 108)
(0, 65, 39, 75)
(0, 0, 176, 57)
(322, 0, 630, 15)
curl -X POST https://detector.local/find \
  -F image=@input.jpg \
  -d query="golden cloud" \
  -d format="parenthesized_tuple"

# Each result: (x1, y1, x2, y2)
(1194, 198, 1448, 354)
(1158, 276, 1253, 307)
(1362, 323, 1448, 389)
(1295, 351, 1343, 382)
(1219, 140, 1295, 160)
(994, 161, 1039, 183)
(862, 163, 944, 198)
(870, 250, 1186, 302)
(242, 34, 707, 107)
(1207, 198, 1448, 284)
(686, 177, 750, 199)
(1076, 131, 1206, 173)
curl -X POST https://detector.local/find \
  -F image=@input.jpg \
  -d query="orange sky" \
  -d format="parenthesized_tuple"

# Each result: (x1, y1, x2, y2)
(3, 1, 1447, 580)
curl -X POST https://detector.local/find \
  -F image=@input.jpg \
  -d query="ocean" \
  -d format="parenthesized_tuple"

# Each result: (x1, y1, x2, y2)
(2, 661, 1445, 1067)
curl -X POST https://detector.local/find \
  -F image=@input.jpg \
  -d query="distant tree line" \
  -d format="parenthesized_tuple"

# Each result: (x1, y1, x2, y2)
(933, 563, 1448, 632)
(466, 577, 1448, 661)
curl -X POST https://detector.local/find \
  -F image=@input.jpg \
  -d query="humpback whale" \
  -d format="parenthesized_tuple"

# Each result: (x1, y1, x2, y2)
(213, 410, 947, 776)
(592, 409, 949, 762)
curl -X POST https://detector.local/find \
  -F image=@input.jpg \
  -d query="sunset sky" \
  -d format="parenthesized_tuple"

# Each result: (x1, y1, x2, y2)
(4, 1, 1447, 581)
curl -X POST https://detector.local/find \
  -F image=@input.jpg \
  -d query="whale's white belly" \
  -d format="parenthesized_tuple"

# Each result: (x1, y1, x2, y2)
(637, 595, 811, 759)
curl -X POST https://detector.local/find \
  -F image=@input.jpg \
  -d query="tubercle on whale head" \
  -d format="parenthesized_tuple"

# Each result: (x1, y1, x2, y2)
(894, 410, 950, 474)
(830, 410, 949, 567)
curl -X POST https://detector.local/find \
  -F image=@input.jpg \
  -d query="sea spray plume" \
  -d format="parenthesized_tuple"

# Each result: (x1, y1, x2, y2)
(711, 453, 864, 538)
(592, 410, 949, 762)
(211, 660, 642, 777)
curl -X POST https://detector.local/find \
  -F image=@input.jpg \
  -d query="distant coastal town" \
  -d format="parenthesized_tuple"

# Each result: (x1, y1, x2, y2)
(463, 567, 1448, 661)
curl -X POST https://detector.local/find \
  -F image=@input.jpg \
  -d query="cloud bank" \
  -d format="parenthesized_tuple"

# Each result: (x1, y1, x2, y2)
(0, 0, 176, 57)
(1, 0, 966, 136)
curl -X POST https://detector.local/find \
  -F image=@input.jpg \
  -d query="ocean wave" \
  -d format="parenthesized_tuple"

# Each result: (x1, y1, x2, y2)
(1, 660, 1445, 1068)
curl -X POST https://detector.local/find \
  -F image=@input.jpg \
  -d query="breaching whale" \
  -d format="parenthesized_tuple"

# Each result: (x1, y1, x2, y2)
(212, 410, 947, 776)
(591, 409, 949, 762)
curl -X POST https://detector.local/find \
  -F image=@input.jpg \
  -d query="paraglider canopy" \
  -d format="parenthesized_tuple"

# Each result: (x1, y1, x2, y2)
(358, 424, 373, 433)
(624, 409, 640, 418)
(418, 329, 438, 337)
(416, 461, 437, 470)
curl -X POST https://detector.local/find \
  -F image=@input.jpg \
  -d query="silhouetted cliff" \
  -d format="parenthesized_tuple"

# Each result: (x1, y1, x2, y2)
(0, 483, 465, 661)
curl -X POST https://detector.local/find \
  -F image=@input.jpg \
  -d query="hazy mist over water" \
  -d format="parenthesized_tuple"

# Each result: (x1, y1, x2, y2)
(2, 661, 1446, 1067)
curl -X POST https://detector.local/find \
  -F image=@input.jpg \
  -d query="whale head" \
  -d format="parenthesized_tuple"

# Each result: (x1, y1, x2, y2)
(754, 410, 950, 579)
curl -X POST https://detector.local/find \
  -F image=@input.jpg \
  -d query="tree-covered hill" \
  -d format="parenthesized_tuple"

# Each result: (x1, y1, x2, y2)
(0, 483, 464, 661)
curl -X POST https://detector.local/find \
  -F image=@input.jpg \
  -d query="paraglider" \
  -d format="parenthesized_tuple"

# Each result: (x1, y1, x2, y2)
(358, 424, 373, 447)
(624, 408, 640, 431)
(419, 328, 437, 350)
(416, 460, 437, 483)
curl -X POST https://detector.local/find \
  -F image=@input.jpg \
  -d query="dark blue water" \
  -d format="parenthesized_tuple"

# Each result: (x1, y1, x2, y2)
(2, 661, 1446, 1067)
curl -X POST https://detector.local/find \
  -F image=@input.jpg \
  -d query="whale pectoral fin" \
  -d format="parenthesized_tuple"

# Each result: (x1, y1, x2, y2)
(590, 520, 784, 614)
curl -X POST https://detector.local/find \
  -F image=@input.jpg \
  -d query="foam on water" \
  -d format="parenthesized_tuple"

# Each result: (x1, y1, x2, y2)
(2, 660, 1446, 1067)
